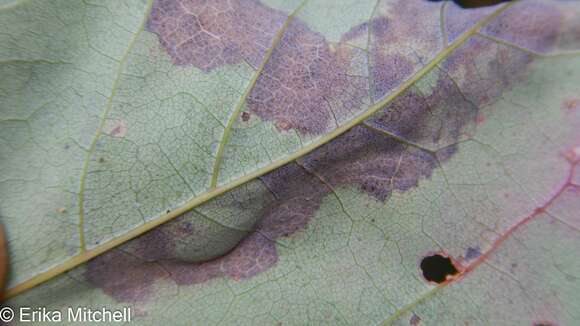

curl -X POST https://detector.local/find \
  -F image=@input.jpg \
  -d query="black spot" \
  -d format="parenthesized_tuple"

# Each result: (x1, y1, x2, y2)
(427, 0, 511, 9)
(241, 111, 250, 122)
(420, 254, 458, 283)
(533, 322, 555, 326)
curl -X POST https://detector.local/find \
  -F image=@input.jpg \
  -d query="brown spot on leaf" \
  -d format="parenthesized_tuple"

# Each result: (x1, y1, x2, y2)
(275, 119, 292, 132)
(241, 111, 250, 122)
(562, 98, 579, 111)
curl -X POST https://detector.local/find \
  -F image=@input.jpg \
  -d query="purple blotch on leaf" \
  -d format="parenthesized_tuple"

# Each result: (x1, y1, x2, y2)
(86, 0, 562, 304)
(464, 246, 481, 260)
(247, 19, 369, 134)
(146, 0, 286, 71)
(481, 1, 563, 53)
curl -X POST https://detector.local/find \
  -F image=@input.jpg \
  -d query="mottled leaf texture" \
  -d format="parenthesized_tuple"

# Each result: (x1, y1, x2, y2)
(1, 0, 580, 325)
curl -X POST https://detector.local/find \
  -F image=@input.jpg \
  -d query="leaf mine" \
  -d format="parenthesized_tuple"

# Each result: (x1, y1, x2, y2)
(146, 0, 287, 71)
(247, 19, 369, 134)
(83, 12, 546, 302)
(4, 2, 580, 324)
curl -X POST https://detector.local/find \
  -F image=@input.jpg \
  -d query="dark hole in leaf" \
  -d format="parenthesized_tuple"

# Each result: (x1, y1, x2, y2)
(427, 0, 511, 9)
(420, 254, 458, 283)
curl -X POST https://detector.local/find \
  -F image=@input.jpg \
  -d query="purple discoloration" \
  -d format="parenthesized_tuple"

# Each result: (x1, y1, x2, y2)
(371, 17, 390, 39)
(340, 21, 369, 44)
(165, 232, 278, 284)
(557, 14, 580, 51)
(85, 124, 441, 302)
(367, 36, 534, 152)
(464, 246, 481, 260)
(85, 250, 169, 303)
(368, 0, 443, 102)
(443, 36, 532, 107)
(445, 3, 499, 44)
(367, 74, 478, 150)
(300, 126, 437, 202)
(372, 0, 442, 48)
(86, 163, 327, 303)
(146, 0, 286, 71)
(481, 1, 563, 53)
(372, 53, 414, 101)
(247, 20, 369, 134)
(148, 0, 369, 135)
(87, 0, 564, 304)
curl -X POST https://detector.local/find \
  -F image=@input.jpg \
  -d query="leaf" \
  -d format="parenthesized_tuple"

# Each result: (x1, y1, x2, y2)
(0, 0, 500, 292)
(2, 0, 580, 324)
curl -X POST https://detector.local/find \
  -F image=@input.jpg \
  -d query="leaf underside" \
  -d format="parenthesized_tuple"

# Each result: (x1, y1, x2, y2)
(1, 0, 580, 325)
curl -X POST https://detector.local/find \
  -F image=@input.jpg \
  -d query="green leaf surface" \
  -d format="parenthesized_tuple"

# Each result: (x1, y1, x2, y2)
(2, 0, 580, 325)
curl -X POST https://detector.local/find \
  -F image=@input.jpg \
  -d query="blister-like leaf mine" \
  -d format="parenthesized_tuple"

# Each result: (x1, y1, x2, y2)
(81, 0, 576, 303)
(2, 0, 580, 324)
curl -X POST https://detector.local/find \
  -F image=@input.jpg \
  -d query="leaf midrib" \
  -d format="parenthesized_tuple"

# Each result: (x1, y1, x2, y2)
(76, 0, 155, 253)
(3, 0, 515, 300)
(209, 0, 309, 189)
